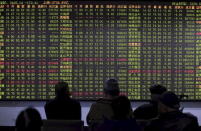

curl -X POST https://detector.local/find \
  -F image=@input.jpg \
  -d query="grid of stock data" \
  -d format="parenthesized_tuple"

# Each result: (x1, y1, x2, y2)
(0, 1, 200, 100)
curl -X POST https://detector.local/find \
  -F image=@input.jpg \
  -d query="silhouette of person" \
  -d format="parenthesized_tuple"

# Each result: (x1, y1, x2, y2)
(45, 81, 81, 120)
(97, 96, 140, 131)
(134, 84, 167, 120)
(145, 91, 199, 131)
(15, 107, 42, 131)
(87, 78, 120, 126)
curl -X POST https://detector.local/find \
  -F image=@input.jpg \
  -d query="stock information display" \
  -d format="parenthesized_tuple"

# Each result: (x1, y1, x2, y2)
(0, 1, 201, 100)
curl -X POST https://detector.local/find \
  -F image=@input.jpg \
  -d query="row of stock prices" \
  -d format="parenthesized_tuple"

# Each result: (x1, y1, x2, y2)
(0, 1, 201, 100)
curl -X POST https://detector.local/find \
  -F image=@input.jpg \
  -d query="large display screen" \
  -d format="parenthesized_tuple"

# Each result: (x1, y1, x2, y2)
(0, 1, 200, 100)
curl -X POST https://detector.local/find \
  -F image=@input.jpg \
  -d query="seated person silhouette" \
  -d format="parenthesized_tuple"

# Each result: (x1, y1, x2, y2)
(45, 81, 81, 120)
(87, 78, 120, 127)
(145, 91, 199, 131)
(96, 96, 140, 131)
(134, 84, 167, 120)
(15, 107, 43, 131)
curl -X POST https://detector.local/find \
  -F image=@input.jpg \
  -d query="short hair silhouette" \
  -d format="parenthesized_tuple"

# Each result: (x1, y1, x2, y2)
(15, 107, 42, 131)
(149, 84, 167, 95)
(104, 79, 120, 97)
(112, 96, 131, 120)
(55, 81, 70, 97)
(159, 91, 180, 109)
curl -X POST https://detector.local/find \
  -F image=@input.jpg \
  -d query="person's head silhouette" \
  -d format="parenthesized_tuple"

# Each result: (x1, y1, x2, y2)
(104, 78, 120, 98)
(149, 84, 167, 102)
(15, 107, 42, 131)
(55, 81, 70, 99)
(158, 91, 180, 114)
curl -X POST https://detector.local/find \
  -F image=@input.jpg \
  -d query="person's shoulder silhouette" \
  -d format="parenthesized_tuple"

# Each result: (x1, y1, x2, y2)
(87, 78, 120, 126)
(134, 84, 167, 120)
(145, 91, 199, 131)
(45, 81, 81, 120)
(97, 96, 140, 131)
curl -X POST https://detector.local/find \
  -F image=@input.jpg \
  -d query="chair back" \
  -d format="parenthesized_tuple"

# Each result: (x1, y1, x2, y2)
(42, 120, 84, 131)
